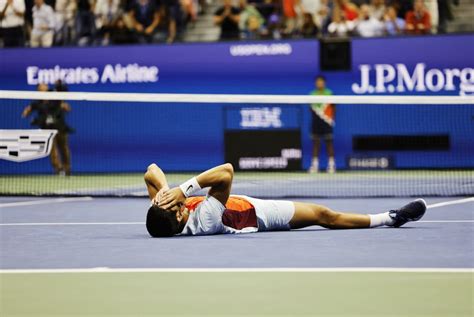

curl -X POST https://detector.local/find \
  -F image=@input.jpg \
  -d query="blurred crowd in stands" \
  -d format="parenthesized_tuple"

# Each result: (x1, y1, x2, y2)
(0, 0, 462, 47)
(216, 0, 461, 40)
(0, 0, 195, 47)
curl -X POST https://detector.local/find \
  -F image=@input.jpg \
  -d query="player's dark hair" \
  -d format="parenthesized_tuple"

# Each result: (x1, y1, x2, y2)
(315, 75, 326, 82)
(146, 205, 180, 237)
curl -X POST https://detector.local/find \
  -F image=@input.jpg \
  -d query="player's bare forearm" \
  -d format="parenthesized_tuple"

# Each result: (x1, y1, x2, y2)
(159, 163, 234, 209)
(196, 163, 233, 205)
(144, 163, 169, 200)
(195, 163, 233, 189)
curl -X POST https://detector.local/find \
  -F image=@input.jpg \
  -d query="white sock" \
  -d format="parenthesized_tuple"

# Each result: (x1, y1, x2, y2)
(369, 212, 395, 227)
(311, 158, 319, 167)
(328, 157, 335, 166)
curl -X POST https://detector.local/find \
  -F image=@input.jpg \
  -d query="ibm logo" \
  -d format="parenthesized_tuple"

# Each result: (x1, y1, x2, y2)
(240, 107, 283, 128)
(0, 130, 57, 162)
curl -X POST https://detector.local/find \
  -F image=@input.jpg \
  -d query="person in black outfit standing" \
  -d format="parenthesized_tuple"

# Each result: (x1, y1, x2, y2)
(22, 82, 73, 175)
(214, 0, 240, 40)
(0, 0, 25, 47)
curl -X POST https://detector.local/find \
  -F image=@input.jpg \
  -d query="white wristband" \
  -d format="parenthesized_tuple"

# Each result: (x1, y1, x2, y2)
(179, 177, 201, 198)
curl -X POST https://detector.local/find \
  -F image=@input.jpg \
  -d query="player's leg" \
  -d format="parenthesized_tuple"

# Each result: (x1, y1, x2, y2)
(289, 202, 370, 229)
(288, 199, 427, 230)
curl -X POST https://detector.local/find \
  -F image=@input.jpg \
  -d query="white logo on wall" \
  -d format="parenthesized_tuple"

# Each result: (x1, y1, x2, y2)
(352, 63, 474, 96)
(0, 129, 57, 162)
(26, 64, 159, 85)
(239, 148, 302, 169)
(348, 157, 390, 169)
(240, 107, 282, 128)
(230, 43, 292, 57)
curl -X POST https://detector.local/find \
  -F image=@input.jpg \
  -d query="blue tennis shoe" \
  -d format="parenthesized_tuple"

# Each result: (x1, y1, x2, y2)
(389, 199, 427, 227)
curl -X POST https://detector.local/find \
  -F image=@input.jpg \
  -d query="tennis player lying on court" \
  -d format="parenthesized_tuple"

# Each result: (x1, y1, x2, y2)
(144, 163, 427, 237)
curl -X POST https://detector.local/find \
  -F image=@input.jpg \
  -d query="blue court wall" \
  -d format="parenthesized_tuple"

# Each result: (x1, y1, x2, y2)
(0, 35, 473, 173)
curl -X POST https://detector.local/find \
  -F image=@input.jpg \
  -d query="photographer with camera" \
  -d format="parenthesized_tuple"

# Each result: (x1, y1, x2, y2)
(21, 81, 73, 175)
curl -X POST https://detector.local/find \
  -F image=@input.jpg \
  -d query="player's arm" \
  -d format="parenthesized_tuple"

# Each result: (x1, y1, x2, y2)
(159, 163, 234, 209)
(144, 163, 170, 202)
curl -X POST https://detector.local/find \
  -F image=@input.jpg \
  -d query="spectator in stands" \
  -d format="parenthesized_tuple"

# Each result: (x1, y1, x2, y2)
(437, 0, 458, 34)
(158, 0, 179, 43)
(76, 0, 96, 45)
(282, 0, 303, 35)
(21, 82, 73, 175)
(239, 0, 265, 39)
(423, 0, 438, 32)
(214, 0, 240, 40)
(30, 0, 55, 47)
(336, 0, 359, 21)
(0, 0, 25, 47)
(405, 0, 431, 34)
(300, 0, 317, 16)
(54, 0, 76, 45)
(384, 5, 405, 34)
(327, 6, 355, 37)
(301, 12, 318, 37)
(315, 0, 331, 35)
(110, 15, 137, 44)
(129, 0, 160, 43)
(391, 0, 413, 19)
(356, 3, 384, 36)
(181, 0, 198, 24)
(369, 0, 385, 20)
(300, 0, 319, 27)
(94, 0, 121, 45)
(309, 75, 336, 174)
(152, 3, 177, 43)
(266, 6, 283, 39)
(255, 0, 279, 24)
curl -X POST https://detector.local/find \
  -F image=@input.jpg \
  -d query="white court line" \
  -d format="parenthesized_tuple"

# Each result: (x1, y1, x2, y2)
(427, 197, 474, 209)
(0, 267, 472, 274)
(1, 220, 473, 226)
(0, 222, 143, 226)
(419, 220, 473, 223)
(0, 197, 93, 208)
(0, 197, 472, 226)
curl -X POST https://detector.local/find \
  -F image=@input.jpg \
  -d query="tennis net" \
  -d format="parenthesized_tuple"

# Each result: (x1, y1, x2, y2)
(1, 90, 473, 198)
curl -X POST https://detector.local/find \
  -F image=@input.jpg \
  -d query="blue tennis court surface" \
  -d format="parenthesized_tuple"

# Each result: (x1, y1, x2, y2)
(1, 196, 472, 270)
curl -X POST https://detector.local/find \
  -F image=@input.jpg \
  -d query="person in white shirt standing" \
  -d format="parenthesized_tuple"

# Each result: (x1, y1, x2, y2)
(0, 0, 25, 47)
(356, 4, 384, 37)
(30, 0, 55, 47)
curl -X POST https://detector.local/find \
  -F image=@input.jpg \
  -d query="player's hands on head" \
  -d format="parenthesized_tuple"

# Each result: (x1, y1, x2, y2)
(158, 187, 186, 211)
(151, 187, 169, 206)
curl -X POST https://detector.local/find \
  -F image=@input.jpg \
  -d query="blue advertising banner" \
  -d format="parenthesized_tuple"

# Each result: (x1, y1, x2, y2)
(0, 35, 473, 174)
(324, 35, 474, 170)
(0, 41, 318, 94)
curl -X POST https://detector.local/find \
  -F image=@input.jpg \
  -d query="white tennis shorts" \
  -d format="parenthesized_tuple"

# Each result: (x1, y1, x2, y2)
(237, 196, 295, 231)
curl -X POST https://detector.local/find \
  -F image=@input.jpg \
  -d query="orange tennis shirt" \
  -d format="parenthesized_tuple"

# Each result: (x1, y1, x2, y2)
(185, 196, 258, 230)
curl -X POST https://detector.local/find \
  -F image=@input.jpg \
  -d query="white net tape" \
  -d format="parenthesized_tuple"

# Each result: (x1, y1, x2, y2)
(1, 90, 473, 104)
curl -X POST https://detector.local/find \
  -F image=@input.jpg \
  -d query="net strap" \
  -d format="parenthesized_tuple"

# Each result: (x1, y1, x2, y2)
(1, 90, 473, 104)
